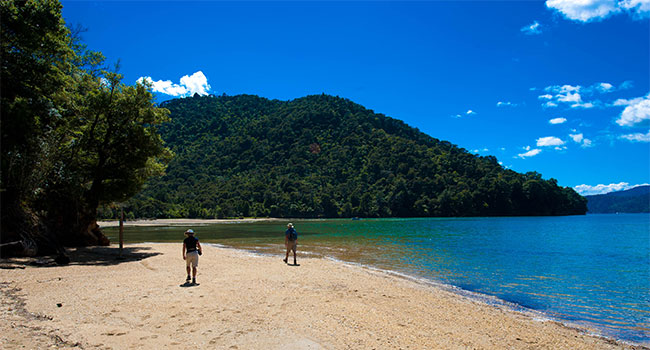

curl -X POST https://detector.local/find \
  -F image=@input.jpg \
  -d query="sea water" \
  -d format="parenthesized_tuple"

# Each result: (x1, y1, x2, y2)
(105, 214, 650, 344)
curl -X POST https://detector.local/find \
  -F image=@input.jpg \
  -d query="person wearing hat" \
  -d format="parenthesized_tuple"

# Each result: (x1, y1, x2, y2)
(284, 223, 298, 265)
(182, 229, 202, 284)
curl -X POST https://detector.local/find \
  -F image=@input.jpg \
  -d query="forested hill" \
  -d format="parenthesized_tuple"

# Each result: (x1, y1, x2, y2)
(121, 94, 587, 218)
(585, 186, 650, 213)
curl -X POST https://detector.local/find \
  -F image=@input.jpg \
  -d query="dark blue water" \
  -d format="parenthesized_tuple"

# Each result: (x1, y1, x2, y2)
(108, 214, 650, 344)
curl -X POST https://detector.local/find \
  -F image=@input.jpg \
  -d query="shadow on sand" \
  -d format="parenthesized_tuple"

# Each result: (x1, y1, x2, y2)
(0, 246, 161, 268)
(179, 282, 200, 288)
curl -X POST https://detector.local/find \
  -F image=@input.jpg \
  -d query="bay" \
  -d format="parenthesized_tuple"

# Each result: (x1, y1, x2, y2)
(104, 213, 650, 345)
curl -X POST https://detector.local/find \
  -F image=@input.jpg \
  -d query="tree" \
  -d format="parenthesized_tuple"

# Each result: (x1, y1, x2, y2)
(1, 0, 78, 256)
(44, 72, 172, 246)
(1, 0, 171, 256)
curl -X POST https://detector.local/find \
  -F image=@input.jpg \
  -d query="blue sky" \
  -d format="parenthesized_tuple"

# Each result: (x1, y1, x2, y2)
(61, 1, 649, 195)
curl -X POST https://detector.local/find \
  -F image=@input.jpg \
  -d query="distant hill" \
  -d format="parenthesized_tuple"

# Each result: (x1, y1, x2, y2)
(116, 94, 587, 219)
(585, 186, 650, 213)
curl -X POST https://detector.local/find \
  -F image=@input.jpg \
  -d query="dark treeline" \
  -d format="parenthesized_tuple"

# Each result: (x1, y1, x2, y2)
(115, 94, 587, 219)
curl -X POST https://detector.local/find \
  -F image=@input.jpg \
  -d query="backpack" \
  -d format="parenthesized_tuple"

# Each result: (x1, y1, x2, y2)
(287, 228, 297, 241)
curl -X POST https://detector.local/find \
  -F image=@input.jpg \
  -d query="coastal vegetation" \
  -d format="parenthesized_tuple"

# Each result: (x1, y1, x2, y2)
(118, 94, 587, 219)
(1, 0, 171, 257)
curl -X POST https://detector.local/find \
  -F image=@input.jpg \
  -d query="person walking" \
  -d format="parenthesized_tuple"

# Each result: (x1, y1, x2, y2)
(183, 229, 202, 284)
(284, 223, 298, 265)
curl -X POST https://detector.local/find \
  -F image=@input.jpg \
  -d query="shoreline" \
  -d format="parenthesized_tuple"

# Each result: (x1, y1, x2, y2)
(97, 217, 283, 228)
(1, 243, 646, 349)
(211, 243, 648, 349)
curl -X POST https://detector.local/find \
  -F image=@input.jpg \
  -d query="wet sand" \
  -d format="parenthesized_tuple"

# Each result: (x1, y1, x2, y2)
(0, 243, 645, 349)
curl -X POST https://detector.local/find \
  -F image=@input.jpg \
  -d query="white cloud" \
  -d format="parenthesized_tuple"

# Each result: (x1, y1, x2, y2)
(575, 101, 595, 108)
(615, 93, 650, 126)
(541, 84, 606, 109)
(137, 76, 188, 96)
(574, 182, 649, 195)
(620, 130, 650, 142)
(521, 21, 542, 35)
(569, 133, 594, 147)
(180, 71, 211, 96)
(497, 101, 516, 107)
(546, 84, 580, 93)
(546, 0, 650, 22)
(136, 71, 211, 97)
(620, 0, 650, 17)
(549, 117, 567, 124)
(466, 110, 476, 115)
(546, 0, 620, 22)
(557, 91, 582, 103)
(536, 136, 566, 147)
(596, 82, 614, 92)
(570, 133, 584, 143)
(517, 149, 542, 158)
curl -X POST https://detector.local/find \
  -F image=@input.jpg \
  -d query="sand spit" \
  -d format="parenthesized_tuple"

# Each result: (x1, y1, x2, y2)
(1, 243, 646, 350)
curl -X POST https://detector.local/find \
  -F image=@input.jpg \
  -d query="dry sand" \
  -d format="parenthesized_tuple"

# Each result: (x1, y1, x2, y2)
(1, 243, 646, 350)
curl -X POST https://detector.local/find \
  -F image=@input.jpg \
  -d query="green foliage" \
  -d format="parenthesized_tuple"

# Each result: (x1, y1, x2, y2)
(1, 0, 172, 251)
(1, 0, 76, 204)
(124, 94, 587, 219)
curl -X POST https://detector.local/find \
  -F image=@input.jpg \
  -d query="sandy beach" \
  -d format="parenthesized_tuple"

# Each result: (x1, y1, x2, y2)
(0, 243, 645, 350)
(96, 218, 281, 228)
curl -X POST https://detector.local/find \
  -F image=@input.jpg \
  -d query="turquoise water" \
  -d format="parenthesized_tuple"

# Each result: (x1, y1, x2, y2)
(105, 214, 650, 344)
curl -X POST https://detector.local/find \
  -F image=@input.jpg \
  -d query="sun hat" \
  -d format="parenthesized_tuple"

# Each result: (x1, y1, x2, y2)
(185, 229, 194, 235)
(287, 223, 293, 228)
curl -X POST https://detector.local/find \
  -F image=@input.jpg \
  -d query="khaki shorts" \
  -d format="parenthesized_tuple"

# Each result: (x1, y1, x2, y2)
(186, 251, 199, 268)
(286, 240, 297, 252)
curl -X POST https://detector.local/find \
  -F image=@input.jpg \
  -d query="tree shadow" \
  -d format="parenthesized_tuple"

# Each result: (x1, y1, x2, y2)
(0, 246, 161, 268)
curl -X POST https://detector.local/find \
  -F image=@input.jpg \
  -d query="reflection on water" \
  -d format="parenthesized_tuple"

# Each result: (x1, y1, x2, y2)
(105, 214, 650, 344)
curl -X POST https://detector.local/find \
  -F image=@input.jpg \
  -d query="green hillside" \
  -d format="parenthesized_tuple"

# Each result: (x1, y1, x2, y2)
(586, 186, 650, 213)
(117, 94, 586, 218)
